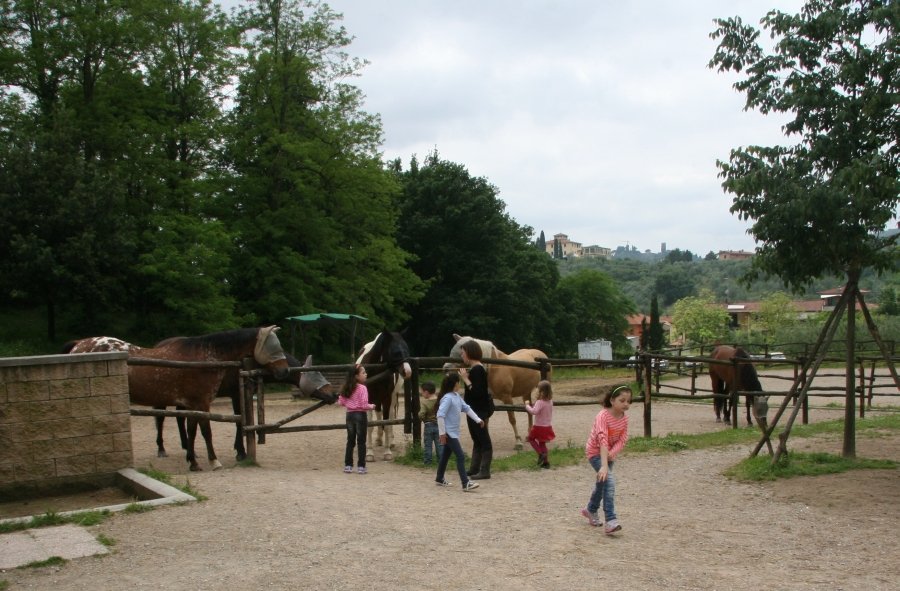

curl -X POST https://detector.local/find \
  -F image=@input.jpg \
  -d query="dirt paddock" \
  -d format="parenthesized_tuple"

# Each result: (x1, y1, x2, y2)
(3, 373, 898, 591)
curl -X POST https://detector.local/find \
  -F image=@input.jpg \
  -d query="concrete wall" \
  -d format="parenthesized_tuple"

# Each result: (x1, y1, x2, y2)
(0, 352, 133, 500)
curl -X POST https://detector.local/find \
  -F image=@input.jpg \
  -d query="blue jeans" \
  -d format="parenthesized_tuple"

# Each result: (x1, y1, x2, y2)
(344, 411, 367, 468)
(586, 455, 617, 522)
(435, 436, 469, 487)
(423, 422, 443, 464)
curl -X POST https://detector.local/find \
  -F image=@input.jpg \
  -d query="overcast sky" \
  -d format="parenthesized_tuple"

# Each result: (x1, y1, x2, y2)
(225, 1, 810, 255)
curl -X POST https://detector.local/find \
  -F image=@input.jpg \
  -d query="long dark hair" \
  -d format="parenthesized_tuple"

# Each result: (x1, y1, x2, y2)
(340, 364, 363, 398)
(436, 372, 461, 409)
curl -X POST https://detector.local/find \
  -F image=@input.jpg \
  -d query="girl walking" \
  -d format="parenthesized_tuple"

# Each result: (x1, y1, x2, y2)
(337, 364, 375, 474)
(435, 372, 484, 492)
(524, 380, 555, 468)
(582, 385, 632, 534)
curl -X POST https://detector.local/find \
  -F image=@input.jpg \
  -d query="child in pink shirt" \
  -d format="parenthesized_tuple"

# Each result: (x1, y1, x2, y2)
(582, 385, 631, 535)
(337, 364, 375, 474)
(524, 380, 555, 468)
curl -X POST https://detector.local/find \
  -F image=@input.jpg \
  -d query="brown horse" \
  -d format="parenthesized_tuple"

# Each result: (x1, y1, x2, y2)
(356, 330, 411, 462)
(64, 333, 335, 464)
(709, 345, 766, 425)
(64, 327, 290, 470)
(444, 334, 550, 450)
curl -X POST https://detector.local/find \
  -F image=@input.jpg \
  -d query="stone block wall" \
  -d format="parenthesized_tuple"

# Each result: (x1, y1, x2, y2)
(0, 352, 133, 500)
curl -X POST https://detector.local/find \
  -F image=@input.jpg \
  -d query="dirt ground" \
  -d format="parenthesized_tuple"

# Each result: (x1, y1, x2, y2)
(2, 371, 898, 591)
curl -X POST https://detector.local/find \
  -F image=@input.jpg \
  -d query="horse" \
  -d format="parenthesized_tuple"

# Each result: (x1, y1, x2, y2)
(356, 330, 411, 462)
(709, 345, 768, 426)
(64, 335, 335, 463)
(444, 334, 550, 450)
(64, 326, 291, 471)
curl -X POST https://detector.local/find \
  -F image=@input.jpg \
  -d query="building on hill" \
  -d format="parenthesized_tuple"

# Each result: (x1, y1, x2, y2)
(717, 249, 754, 260)
(723, 287, 874, 330)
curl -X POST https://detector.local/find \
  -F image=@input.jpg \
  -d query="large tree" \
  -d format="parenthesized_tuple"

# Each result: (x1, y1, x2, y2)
(394, 152, 560, 356)
(710, 0, 898, 457)
(555, 269, 634, 355)
(224, 0, 422, 328)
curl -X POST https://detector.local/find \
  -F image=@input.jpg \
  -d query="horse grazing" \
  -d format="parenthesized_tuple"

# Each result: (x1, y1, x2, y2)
(709, 345, 767, 426)
(444, 334, 550, 450)
(356, 330, 411, 462)
(66, 327, 291, 471)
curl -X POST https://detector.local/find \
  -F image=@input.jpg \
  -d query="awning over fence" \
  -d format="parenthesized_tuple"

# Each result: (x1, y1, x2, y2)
(284, 313, 368, 361)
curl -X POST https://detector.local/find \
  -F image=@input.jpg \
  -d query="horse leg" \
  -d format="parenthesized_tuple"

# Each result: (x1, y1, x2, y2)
(154, 408, 167, 457)
(231, 393, 247, 461)
(382, 404, 393, 461)
(176, 408, 188, 450)
(199, 418, 222, 470)
(185, 417, 202, 472)
(746, 395, 754, 426)
(366, 409, 376, 462)
(508, 409, 523, 450)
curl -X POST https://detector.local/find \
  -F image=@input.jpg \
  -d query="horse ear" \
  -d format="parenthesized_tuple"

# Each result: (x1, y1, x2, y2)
(303, 355, 313, 367)
(453, 333, 461, 342)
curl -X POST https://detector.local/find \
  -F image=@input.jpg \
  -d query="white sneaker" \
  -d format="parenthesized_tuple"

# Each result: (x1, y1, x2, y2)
(463, 481, 480, 492)
(435, 479, 452, 487)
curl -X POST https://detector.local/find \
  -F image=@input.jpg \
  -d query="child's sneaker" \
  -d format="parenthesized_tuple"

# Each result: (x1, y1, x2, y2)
(435, 479, 452, 487)
(343, 466, 353, 473)
(581, 508, 600, 527)
(357, 466, 367, 474)
(604, 519, 622, 535)
(462, 481, 480, 492)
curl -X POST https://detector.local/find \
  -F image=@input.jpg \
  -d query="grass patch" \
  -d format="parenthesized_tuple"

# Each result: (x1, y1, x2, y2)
(96, 534, 116, 547)
(138, 466, 207, 501)
(0, 579, 8, 590)
(236, 458, 260, 468)
(725, 452, 897, 481)
(19, 556, 67, 569)
(0, 510, 112, 535)
(123, 502, 155, 514)
(393, 414, 900, 482)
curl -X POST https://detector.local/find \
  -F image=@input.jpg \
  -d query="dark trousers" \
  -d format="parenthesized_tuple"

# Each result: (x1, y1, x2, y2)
(467, 416, 492, 453)
(344, 411, 367, 467)
(435, 436, 468, 485)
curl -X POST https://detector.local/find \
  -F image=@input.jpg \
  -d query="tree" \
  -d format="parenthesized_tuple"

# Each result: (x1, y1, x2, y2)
(654, 263, 696, 306)
(555, 269, 634, 354)
(394, 152, 560, 355)
(878, 286, 900, 316)
(710, 0, 899, 458)
(536, 230, 546, 252)
(671, 290, 730, 346)
(224, 0, 423, 327)
(755, 291, 796, 342)
(647, 294, 665, 350)
(710, 1, 897, 290)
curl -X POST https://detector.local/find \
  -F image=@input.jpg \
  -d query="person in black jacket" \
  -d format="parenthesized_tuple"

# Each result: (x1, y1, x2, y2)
(458, 339, 493, 479)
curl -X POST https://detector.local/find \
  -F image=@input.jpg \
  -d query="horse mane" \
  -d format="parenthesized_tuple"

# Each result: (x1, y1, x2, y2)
(734, 347, 763, 391)
(168, 327, 261, 354)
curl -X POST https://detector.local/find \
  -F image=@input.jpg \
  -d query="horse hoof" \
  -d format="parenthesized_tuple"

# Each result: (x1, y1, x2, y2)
(190, 465, 203, 472)
(366, 453, 375, 462)
(383, 452, 393, 461)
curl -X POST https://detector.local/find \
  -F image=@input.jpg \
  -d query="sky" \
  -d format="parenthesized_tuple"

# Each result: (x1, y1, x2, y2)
(223, 0, 810, 255)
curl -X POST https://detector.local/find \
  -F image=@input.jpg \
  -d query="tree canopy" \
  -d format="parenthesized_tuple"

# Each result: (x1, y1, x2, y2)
(710, 0, 898, 291)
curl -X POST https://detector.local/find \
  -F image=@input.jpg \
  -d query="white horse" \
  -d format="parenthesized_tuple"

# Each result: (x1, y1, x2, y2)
(444, 334, 550, 450)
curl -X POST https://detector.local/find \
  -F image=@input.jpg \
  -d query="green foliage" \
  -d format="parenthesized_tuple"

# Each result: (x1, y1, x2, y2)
(96, 534, 116, 547)
(0, 509, 111, 535)
(671, 290, 730, 345)
(710, 1, 899, 291)
(724, 452, 897, 482)
(394, 152, 560, 355)
(647, 294, 665, 350)
(554, 269, 635, 355)
(19, 556, 66, 569)
(755, 292, 797, 343)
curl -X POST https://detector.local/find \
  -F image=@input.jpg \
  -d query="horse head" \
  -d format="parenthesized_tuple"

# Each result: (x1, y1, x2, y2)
(373, 330, 412, 379)
(296, 354, 336, 403)
(442, 333, 497, 371)
(253, 326, 290, 381)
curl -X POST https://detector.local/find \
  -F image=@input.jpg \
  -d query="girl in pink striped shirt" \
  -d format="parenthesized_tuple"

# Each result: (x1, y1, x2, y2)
(581, 385, 631, 534)
(524, 380, 555, 468)
(337, 364, 375, 474)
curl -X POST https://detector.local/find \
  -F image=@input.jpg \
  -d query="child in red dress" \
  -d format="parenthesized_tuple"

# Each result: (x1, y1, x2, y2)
(524, 380, 555, 468)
